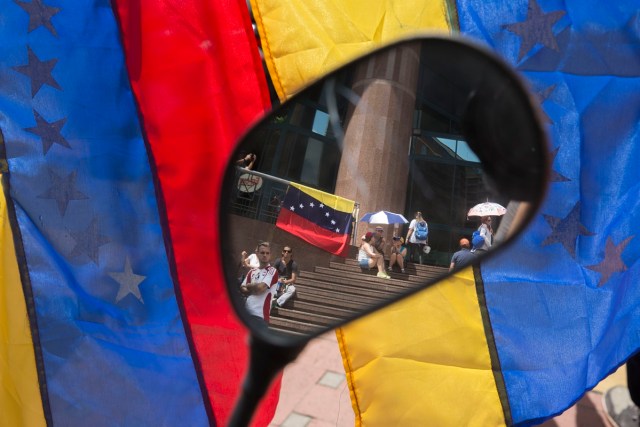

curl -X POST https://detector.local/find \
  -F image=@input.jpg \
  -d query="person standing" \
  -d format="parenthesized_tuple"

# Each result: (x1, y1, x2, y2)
(474, 216, 493, 252)
(272, 245, 298, 308)
(449, 238, 477, 271)
(236, 152, 257, 170)
(240, 242, 278, 323)
(406, 211, 428, 264)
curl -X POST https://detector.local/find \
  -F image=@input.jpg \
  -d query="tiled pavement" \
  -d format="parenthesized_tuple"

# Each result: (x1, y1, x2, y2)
(269, 333, 354, 427)
(269, 332, 626, 427)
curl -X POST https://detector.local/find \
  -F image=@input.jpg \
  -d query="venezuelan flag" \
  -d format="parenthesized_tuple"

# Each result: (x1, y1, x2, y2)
(252, 0, 640, 425)
(0, 0, 278, 425)
(276, 182, 355, 256)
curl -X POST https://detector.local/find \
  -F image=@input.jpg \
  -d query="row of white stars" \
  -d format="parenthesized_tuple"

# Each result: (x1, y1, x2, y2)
(289, 201, 342, 233)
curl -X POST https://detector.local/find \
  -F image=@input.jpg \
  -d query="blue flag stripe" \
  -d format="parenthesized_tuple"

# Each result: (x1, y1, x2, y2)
(457, 0, 640, 424)
(0, 1, 208, 424)
(281, 185, 353, 235)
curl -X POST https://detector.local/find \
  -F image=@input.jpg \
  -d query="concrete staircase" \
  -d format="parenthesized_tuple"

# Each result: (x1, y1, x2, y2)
(269, 258, 449, 335)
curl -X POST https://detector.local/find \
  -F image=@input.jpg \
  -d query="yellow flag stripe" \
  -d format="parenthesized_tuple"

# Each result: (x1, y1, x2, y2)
(253, 1, 505, 423)
(0, 180, 46, 426)
(290, 182, 355, 214)
(337, 267, 505, 426)
(251, 0, 451, 100)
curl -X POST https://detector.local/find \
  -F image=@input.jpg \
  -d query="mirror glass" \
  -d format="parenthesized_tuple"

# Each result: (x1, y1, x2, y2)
(220, 37, 547, 340)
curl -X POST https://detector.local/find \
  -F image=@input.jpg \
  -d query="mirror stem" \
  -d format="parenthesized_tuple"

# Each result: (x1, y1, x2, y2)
(228, 335, 307, 427)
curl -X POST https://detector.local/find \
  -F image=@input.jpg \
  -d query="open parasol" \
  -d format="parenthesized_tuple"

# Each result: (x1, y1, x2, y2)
(467, 202, 506, 217)
(359, 210, 409, 224)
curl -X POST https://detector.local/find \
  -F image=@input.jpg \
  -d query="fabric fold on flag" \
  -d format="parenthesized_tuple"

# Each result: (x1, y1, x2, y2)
(0, 1, 210, 424)
(0, 179, 46, 427)
(337, 267, 505, 426)
(113, 0, 280, 424)
(276, 182, 354, 256)
(252, 0, 640, 425)
(457, 0, 640, 424)
(250, 0, 452, 100)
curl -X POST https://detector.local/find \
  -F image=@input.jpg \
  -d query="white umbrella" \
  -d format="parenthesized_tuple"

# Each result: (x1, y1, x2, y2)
(359, 210, 409, 224)
(467, 202, 506, 217)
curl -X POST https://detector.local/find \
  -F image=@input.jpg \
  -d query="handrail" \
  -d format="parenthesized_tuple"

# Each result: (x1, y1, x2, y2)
(236, 167, 291, 186)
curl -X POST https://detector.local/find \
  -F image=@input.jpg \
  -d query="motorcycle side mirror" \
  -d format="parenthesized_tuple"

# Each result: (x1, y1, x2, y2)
(219, 35, 549, 425)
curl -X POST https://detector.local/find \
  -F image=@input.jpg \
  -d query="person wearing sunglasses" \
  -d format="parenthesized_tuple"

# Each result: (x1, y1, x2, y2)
(272, 246, 298, 308)
(239, 242, 279, 323)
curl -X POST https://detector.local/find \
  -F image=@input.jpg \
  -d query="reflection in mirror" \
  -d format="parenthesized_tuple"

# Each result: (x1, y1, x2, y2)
(222, 38, 547, 340)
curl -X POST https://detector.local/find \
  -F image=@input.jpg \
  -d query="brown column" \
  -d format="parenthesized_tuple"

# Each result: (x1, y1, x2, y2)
(334, 42, 421, 241)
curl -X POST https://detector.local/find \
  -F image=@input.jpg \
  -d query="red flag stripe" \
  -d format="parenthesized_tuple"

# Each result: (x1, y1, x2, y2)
(277, 209, 351, 256)
(113, 0, 279, 425)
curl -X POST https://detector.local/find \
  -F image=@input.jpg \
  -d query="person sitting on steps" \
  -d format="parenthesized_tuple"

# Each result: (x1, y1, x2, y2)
(271, 245, 298, 309)
(357, 232, 391, 279)
(372, 226, 386, 257)
(388, 236, 407, 273)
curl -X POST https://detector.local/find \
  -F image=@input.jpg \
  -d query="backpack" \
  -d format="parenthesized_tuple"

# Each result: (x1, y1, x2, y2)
(472, 230, 485, 249)
(414, 221, 428, 241)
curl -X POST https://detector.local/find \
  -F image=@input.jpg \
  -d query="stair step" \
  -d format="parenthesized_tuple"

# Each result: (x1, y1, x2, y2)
(309, 268, 417, 292)
(281, 299, 358, 317)
(269, 327, 306, 337)
(269, 316, 325, 334)
(266, 256, 450, 335)
(273, 306, 341, 325)
(293, 287, 382, 310)
(339, 259, 448, 278)
(296, 274, 407, 298)
(318, 265, 418, 286)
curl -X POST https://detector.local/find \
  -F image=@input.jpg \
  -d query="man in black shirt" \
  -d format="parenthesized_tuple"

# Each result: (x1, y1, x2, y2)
(272, 245, 299, 308)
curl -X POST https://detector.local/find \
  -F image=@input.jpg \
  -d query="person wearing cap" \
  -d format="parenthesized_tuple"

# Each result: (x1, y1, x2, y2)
(372, 226, 387, 257)
(357, 232, 390, 279)
(388, 236, 407, 273)
(449, 238, 477, 272)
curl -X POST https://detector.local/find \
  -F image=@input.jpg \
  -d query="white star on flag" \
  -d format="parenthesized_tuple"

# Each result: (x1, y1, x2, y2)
(331, 220, 336, 225)
(299, 203, 304, 209)
(319, 203, 324, 208)
(290, 206, 295, 211)
(336, 228, 340, 233)
(309, 202, 315, 207)
(325, 212, 330, 217)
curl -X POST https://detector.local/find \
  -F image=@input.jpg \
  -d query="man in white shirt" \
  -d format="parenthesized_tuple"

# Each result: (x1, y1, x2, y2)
(240, 242, 278, 323)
